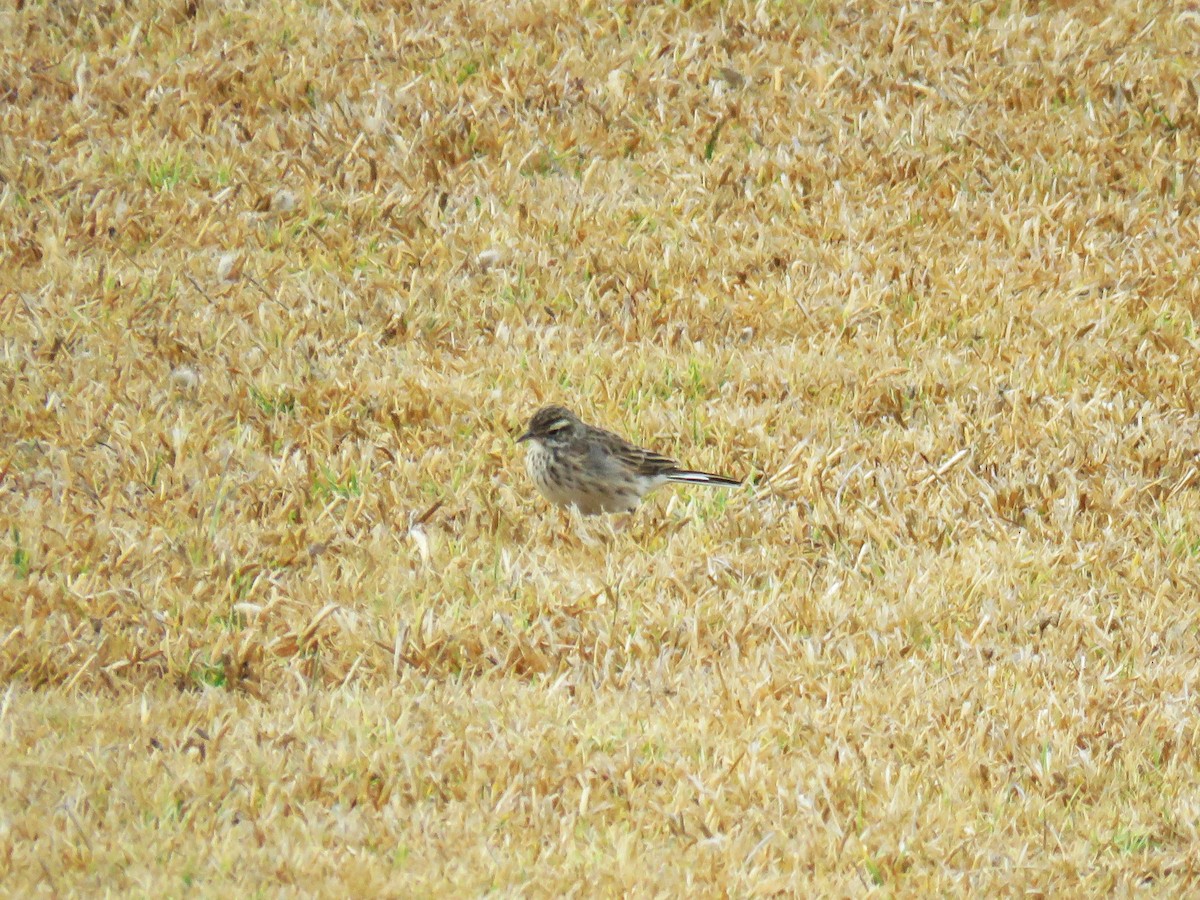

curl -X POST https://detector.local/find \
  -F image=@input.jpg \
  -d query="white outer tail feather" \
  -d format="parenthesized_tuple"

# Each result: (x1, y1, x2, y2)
(665, 470, 741, 487)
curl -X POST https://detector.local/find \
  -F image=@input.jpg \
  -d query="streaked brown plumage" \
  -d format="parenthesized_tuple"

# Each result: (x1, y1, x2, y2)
(517, 405, 741, 514)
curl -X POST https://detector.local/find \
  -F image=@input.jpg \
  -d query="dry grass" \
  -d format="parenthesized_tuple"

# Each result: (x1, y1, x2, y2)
(4, 0, 1200, 892)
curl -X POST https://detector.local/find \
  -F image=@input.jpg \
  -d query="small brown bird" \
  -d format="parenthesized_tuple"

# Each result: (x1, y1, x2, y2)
(517, 405, 741, 514)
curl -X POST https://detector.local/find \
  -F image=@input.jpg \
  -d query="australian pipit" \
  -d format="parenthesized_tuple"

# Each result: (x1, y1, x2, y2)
(517, 405, 741, 514)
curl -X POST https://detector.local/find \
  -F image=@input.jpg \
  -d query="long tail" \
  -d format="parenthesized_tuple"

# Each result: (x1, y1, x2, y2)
(666, 469, 741, 487)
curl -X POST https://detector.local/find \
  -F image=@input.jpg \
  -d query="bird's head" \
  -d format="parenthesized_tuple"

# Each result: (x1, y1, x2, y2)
(517, 405, 582, 448)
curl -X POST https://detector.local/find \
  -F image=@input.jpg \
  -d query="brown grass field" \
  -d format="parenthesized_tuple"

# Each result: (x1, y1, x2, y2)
(4, 0, 1200, 893)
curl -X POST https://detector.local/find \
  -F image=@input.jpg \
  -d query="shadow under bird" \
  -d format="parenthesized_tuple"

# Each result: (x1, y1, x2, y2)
(517, 405, 742, 515)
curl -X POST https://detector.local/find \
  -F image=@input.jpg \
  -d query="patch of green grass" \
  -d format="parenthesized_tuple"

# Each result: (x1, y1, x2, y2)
(193, 659, 227, 688)
(864, 855, 885, 885)
(457, 60, 479, 84)
(312, 465, 363, 501)
(1112, 828, 1155, 854)
(11, 528, 30, 578)
(146, 453, 164, 488)
(703, 117, 726, 162)
(249, 386, 296, 416)
(144, 154, 193, 192)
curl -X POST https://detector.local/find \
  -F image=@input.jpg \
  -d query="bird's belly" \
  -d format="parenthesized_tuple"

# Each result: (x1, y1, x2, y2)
(525, 443, 639, 514)
(525, 443, 574, 505)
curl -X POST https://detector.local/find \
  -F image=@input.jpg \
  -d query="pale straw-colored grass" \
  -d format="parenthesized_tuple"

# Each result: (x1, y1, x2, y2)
(4, 0, 1200, 892)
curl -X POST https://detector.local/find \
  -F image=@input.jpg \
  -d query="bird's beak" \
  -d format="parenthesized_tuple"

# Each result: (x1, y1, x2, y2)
(516, 430, 532, 444)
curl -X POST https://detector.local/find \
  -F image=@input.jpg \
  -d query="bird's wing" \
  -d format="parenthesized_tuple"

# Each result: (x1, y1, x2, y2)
(594, 429, 678, 478)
